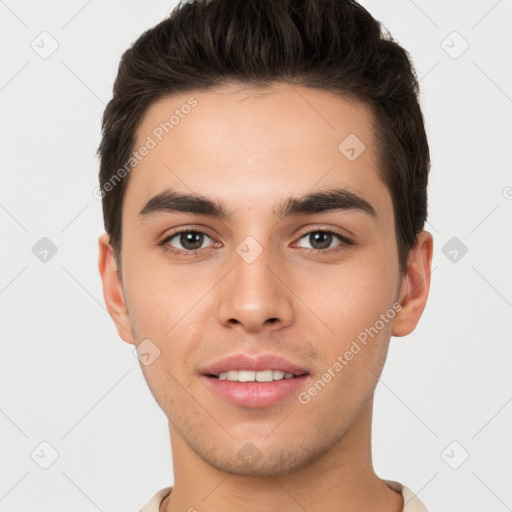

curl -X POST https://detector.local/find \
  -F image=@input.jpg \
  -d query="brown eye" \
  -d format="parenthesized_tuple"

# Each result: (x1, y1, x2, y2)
(308, 232, 333, 250)
(296, 230, 352, 251)
(165, 231, 213, 251)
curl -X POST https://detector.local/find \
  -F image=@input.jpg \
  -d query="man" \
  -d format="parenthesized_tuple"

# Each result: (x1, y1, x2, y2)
(97, 0, 433, 510)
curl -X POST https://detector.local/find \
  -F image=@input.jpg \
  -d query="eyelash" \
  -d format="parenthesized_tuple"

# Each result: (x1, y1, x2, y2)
(160, 227, 353, 258)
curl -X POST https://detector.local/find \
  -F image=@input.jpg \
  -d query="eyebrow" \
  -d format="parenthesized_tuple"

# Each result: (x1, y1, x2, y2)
(138, 187, 377, 221)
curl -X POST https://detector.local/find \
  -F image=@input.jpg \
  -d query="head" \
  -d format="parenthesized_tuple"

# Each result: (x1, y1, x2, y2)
(98, 0, 432, 477)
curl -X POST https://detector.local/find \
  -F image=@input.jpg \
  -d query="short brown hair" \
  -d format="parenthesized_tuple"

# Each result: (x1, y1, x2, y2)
(98, 0, 430, 274)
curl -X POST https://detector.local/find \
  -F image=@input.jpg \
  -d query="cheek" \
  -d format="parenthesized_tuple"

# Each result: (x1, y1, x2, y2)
(300, 267, 398, 412)
(122, 248, 214, 379)
(122, 243, 205, 328)
(342, 270, 397, 329)
(301, 240, 399, 375)
(309, 251, 398, 328)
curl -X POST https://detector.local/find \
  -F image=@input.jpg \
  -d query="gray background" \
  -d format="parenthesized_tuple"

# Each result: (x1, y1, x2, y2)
(1, 0, 511, 510)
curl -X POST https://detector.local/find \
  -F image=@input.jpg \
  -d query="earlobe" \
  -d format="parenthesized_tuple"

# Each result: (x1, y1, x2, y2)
(97, 233, 135, 344)
(392, 231, 433, 337)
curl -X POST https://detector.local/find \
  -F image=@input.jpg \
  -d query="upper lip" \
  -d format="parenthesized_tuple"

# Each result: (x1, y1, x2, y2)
(200, 353, 310, 376)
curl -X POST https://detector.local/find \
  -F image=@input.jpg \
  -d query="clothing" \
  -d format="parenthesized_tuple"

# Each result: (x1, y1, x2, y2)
(139, 480, 428, 511)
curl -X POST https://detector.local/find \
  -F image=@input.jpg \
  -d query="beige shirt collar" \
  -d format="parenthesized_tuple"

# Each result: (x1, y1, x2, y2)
(139, 480, 428, 512)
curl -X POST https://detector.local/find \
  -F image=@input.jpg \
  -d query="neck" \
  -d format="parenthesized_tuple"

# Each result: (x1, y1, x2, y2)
(162, 396, 403, 512)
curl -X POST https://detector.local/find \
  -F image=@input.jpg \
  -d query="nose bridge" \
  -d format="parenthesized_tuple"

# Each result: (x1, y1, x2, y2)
(216, 236, 294, 332)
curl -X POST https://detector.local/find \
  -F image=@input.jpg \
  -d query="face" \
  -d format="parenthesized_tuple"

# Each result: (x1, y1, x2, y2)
(99, 82, 431, 476)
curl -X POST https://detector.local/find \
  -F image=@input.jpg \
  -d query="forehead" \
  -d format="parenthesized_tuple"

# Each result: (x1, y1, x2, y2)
(125, 82, 389, 217)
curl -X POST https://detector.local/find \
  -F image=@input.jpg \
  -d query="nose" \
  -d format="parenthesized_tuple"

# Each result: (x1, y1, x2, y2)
(216, 241, 294, 334)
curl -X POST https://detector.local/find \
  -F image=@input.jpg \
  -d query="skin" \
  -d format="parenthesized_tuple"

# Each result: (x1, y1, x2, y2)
(98, 82, 433, 512)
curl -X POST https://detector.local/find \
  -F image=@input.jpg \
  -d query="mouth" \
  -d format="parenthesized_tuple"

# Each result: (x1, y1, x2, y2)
(199, 353, 311, 407)
(205, 369, 309, 382)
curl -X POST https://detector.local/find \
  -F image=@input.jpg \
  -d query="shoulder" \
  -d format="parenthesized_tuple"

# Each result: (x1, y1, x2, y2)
(383, 480, 429, 512)
(139, 487, 173, 512)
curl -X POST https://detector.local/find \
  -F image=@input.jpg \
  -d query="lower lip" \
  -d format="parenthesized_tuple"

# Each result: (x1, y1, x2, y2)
(201, 374, 309, 408)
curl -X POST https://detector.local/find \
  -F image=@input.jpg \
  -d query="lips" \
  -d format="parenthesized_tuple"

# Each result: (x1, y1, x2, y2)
(199, 353, 310, 377)
(199, 353, 311, 408)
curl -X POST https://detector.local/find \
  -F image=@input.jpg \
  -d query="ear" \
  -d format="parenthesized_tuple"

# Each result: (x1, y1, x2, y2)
(97, 232, 134, 344)
(392, 231, 433, 337)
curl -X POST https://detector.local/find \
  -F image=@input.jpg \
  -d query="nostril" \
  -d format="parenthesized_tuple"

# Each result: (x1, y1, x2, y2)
(226, 317, 278, 326)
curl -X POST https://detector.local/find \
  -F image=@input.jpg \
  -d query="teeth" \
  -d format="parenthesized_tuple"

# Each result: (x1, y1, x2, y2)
(217, 370, 297, 382)
(239, 370, 256, 382)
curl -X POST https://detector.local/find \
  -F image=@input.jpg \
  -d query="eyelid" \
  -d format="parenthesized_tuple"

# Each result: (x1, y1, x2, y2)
(159, 223, 355, 259)
(293, 227, 354, 250)
(161, 227, 218, 250)
(297, 227, 352, 241)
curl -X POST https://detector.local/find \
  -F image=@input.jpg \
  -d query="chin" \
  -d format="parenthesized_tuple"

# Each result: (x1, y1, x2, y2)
(193, 435, 333, 477)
